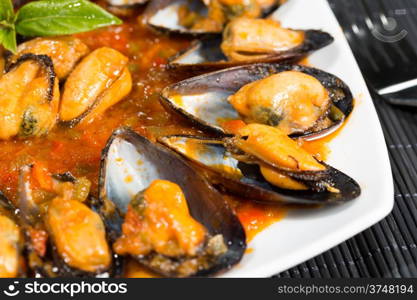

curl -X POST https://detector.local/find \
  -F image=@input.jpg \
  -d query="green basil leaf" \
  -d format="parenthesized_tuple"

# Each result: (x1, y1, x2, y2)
(0, 0, 14, 23)
(0, 26, 17, 53)
(15, 0, 122, 37)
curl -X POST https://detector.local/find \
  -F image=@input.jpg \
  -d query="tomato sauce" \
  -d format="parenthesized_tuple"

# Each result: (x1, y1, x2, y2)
(0, 14, 193, 203)
(0, 8, 341, 277)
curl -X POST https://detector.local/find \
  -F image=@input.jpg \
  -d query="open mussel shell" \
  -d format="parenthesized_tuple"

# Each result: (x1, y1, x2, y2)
(98, 127, 246, 277)
(159, 135, 361, 205)
(160, 63, 353, 140)
(168, 30, 334, 74)
(145, 0, 218, 36)
(145, 0, 279, 36)
(17, 166, 121, 278)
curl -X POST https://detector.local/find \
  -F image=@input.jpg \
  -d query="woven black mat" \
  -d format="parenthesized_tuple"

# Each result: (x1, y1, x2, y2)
(276, 0, 417, 278)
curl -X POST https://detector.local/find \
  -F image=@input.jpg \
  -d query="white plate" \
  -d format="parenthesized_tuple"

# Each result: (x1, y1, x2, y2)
(222, 0, 394, 277)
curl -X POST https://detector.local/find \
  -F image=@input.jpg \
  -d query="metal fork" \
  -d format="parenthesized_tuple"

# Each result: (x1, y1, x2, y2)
(329, 0, 417, 107)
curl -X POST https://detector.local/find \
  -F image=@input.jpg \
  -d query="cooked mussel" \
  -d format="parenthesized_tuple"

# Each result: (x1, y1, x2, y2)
(9, 37, 89, 80)
(17, 165, 119, 277)
(0, 193, 25, 278)
(59, 47, 132, 126)
(168, 17, 333, 74)
(0, 54, 59, 140)
(145, 0, 279, 35)
(159, 124, 361, 205)
(160, 63, 353, 140)
(98, 127, 246, 277)
(0, 45, 132, 139)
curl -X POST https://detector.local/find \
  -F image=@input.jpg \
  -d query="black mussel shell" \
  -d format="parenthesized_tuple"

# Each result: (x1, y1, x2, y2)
(145, 0, 216, 36)
(17, 165, 121, 278)
(5, 53, 56, 104)
(4, 53, 58, 138)
(159, 135, 361, 205)
(98, 127, 246, 277)
(160, 63, 353, 140)
(168, 30, 333, 75)
(145, 0, 279, 36)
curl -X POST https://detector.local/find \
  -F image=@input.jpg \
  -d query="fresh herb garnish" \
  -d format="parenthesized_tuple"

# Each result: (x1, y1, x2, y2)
(0, 0, 122, 53)
(0, 0, 16, 52)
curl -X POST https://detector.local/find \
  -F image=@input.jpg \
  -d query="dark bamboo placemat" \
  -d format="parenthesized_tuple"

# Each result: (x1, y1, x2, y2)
(276, 0, 417, 278)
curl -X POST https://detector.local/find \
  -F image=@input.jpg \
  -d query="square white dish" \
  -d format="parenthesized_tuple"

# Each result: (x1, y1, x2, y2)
(222, 0, 394, 277)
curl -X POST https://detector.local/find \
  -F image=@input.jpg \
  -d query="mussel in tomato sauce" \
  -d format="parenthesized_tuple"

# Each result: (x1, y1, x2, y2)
(0, 41, 132, 139)
(114, 179, 229, 277)
(0, 54, 59, 140)
(17, 165, 117, 277)
(9, 37, 89, 80)
(228, 70, 332, 136)
(160, 63, 353, 140)
(168, 17, 333, 73)
(145, 0, 279, 35)
(98, 127, 246, 277)
(159, 124, 361, 205)
(59, 47, 132, 126)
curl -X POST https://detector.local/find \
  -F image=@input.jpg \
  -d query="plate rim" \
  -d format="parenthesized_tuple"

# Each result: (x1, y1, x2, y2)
(220, 0, 394, 277)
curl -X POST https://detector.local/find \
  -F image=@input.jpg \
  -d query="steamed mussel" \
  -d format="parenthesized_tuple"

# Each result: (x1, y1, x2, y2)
(159, 124, 361, 205)
(168, 17, 333, 73)
(59, 47, 132, 126)
(9, 36, 90, 80)
(145, 0, 280, 35)
(0, 193, 25, 277)
(17, 165, 119, 277)
(0, 38, 132, 140)
(161, 63, 353, 140)
(98, 128, 246, 277)
(0, 54, 60, 140)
